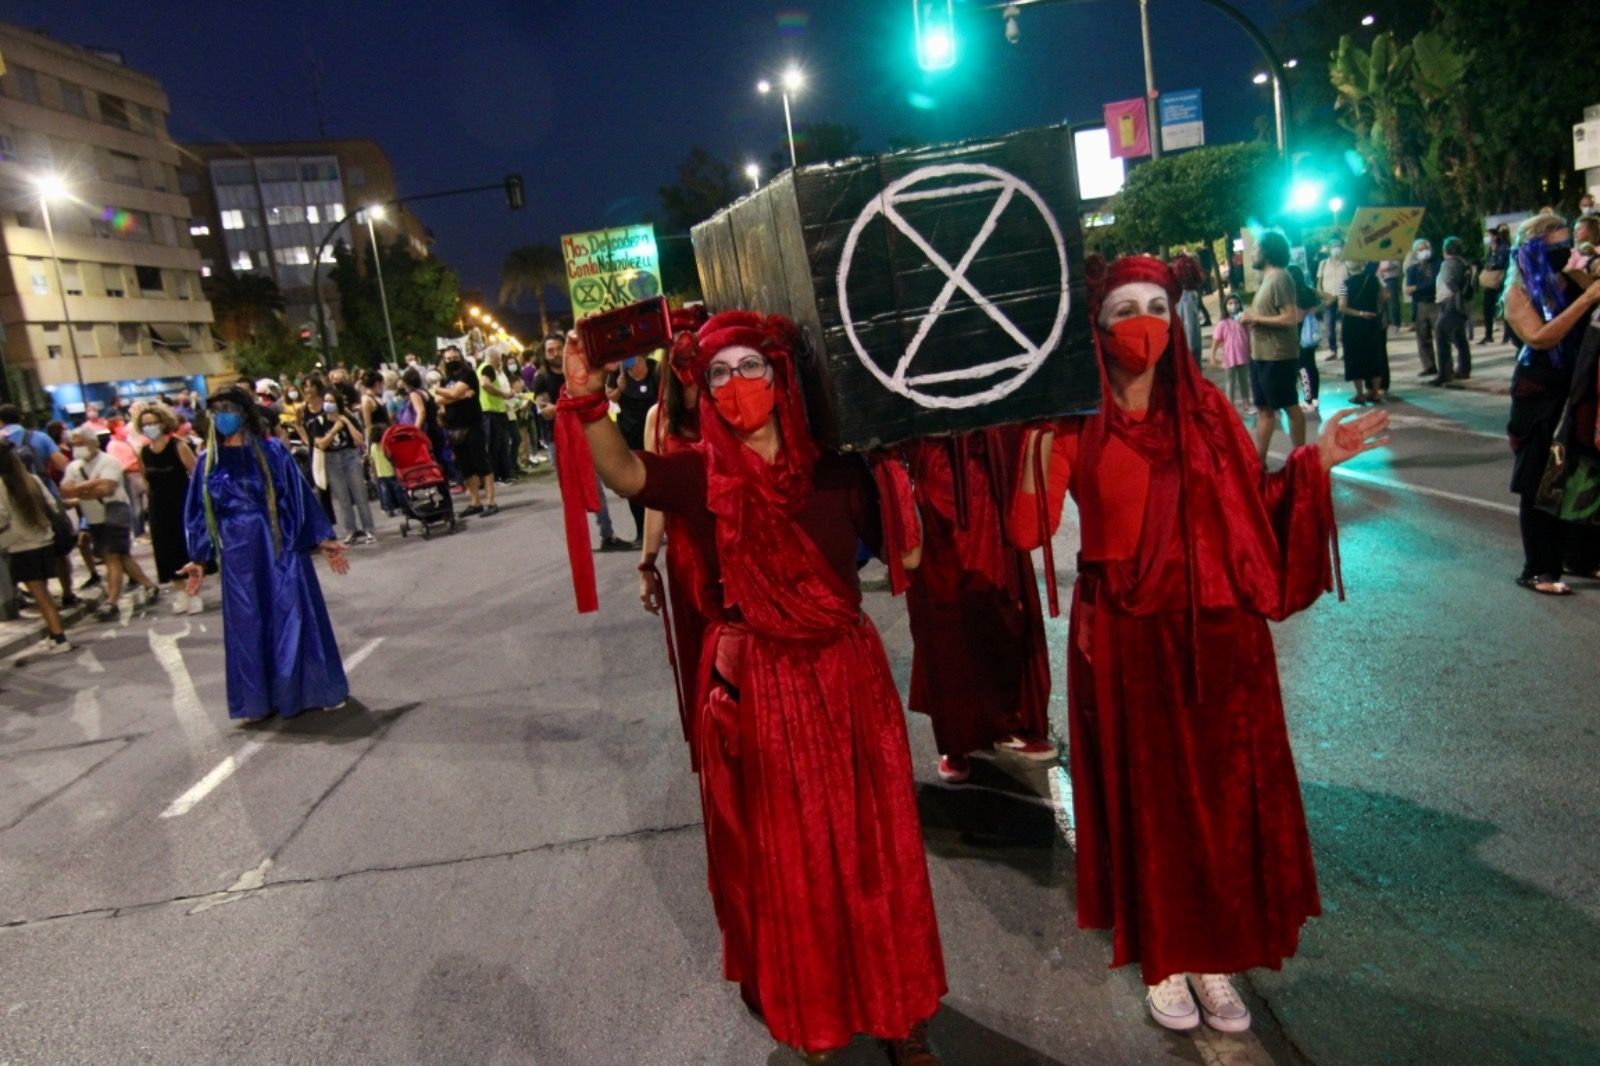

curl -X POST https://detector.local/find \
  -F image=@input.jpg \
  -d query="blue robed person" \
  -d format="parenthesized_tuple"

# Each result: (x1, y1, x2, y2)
(181, 386, 351, 722)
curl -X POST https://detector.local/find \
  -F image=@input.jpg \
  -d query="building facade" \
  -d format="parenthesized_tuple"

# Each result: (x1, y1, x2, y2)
(179, 139, 429, 346)
(0, 21, 225, 421)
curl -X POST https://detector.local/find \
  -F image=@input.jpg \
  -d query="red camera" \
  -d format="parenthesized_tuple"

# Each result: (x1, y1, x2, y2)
(578, 297, 673, 370)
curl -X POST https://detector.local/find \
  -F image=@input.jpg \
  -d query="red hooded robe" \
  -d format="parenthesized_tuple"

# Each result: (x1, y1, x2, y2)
(1008, 255, 1337, 985)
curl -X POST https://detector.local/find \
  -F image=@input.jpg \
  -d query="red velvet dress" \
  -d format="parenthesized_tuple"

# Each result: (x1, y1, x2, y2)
(903, 430, 1051, 758)
(1009, 388, 1336, 985)
(656, 428, 724, 750)
(634, 448, 947, 1054)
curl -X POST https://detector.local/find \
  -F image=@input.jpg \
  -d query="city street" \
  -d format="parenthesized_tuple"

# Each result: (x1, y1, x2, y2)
(3, 370, 1598, 1066)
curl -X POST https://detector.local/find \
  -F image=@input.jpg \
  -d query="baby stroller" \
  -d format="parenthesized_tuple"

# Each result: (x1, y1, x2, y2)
(380, 424, 458, 539)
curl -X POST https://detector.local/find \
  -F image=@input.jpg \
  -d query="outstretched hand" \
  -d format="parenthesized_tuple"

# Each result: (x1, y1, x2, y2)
(563, 332, 603, 397)
(1317, 406, 1391, 471)
(178, 562, 205, 597)
(320, 540, 350, 575)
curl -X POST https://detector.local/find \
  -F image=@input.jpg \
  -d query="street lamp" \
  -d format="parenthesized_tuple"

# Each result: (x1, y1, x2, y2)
(1252, 71, 1270, 85)
(745, 162, 762, 190)
(1360, 14, 1376, 26)
(362, 204, 399, 367)
(30, 172, 89, 417)
(757, 65, 804, 169)
(1284, 57, 1299, 69)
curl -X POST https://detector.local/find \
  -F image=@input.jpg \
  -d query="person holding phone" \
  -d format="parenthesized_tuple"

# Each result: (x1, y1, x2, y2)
(307, 389, 376, 545)
(180, 387, 350, 723)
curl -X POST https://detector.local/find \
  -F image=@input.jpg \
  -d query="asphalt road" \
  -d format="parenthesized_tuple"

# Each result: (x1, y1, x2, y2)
(2, 374, 1597, 1066)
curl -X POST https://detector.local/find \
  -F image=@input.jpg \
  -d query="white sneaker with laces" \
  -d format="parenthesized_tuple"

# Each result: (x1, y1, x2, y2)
(1146, 974, 1200, 1031)
(1187, 973, 1251, 1032)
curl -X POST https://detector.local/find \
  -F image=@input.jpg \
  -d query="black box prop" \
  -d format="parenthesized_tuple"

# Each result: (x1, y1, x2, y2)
(691, 125, 1099, 451)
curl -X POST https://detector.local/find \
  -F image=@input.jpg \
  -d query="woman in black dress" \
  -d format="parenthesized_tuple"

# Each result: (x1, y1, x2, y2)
(1340, 262, 1391, 404)
(135, 402, 201, 613)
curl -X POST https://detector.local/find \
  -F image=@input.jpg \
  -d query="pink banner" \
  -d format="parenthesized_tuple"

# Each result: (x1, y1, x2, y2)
(1104, 97, 1151, 159)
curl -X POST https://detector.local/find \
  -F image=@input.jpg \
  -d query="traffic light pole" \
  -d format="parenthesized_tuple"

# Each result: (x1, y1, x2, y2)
(310, 176, 524, 364)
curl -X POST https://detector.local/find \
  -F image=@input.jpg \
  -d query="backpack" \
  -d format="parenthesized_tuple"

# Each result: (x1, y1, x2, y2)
(1, 424, 49, 480)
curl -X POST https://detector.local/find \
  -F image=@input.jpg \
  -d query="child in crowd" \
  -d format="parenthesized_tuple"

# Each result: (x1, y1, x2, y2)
(1210, 294, 1255, 415)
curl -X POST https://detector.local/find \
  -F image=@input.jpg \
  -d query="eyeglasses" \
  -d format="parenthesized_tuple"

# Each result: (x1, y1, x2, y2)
(707, 355, 769, 389)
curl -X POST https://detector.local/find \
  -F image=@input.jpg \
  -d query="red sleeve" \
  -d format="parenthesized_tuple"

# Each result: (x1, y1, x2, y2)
(1007, 422, 1080, 551)
(1261, 444, 1339, 618)
(632, 449, 707, 515)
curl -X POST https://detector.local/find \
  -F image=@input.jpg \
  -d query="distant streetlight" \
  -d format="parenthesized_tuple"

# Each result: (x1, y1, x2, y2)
(1252, 71, 1270, 85)
(1284, 57, 1299, 69)
(745, 162, 762, 190)
(469, 306, 483, 318)
(29, 172, 89, 414)
(1328, 196, 1346, 214)
(362, 204, 399, 366)
(757, 65, 805, 169)
(1361, 14, 1376, 26)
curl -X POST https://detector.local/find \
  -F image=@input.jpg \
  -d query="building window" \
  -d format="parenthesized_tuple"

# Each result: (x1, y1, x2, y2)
(106, 149, 143, 186)
(347, 166, 367, 186)
(257, 160, 297, 183)
(47, 345, 63, 361)
(76, 324, 99, 356)
(60, 261, 83, 295)
(220, 209, 246, 230)
(98, 93, 130, 129)
(200, 260, 214, 278)
(0, 133, 16, 161)
(327, 202, 345, 223)
(15, 206, 40, 229)
(136, 265, 165, 295)
(319, 246, 337, 264)
(274, 246, 312, 266)
(105, 270, 125, 297)
(14, 67, 42, 106)
(176, 272, 192, 299)
(179, 172, 200, 194)
(266, 205, 306, 226)
(189, 219, 211, 236)
(232, 250, 254, 271)
(119, 324, 144, 355)
(27, 259, 50, 295)
(154, 216, 177, 246)
(61, 81, 88, 118)
(301, 161, 338, 181)
(211, 161, 253, 185)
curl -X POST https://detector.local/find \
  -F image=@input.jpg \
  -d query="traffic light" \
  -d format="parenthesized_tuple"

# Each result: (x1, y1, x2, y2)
(298, 325, 314, 347)
(504, 174, 525, 211)
(913, 0, 957, 72)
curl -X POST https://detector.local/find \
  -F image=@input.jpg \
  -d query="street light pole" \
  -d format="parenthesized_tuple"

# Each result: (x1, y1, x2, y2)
(1137, 0, 1162, 160)
(781, 89, 798, 168)
(364, 210, 399, 367)
(37, 195, 89, 414)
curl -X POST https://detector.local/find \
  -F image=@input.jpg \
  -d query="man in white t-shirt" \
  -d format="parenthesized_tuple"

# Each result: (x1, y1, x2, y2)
(1315, 237, 1350, 361)
(60, 427, 160, 620)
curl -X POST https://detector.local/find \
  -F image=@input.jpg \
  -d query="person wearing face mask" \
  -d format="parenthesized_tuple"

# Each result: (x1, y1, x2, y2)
(135, 402, 202, 614)
(1340, 260, 1391, 404)
(180, 388, 350, 723)
(1405, 238, 1441, 377)
(1209, 294, 1254, 413)
(1238, 231, 1306, 463)
(1500, 213, 1600, 595)
(1315, 237, 1350, 362)
(1578, 194, 1597, 219)
(433, 346, 498, 517)
(307, 390, 377, 545)
(1432, 236, 1474, 385)
(61, 427, 161, 620)
(1479, 226, 1513, 344)
(1010, 254, 1391, 1035)
(564, 313, 947, 1065)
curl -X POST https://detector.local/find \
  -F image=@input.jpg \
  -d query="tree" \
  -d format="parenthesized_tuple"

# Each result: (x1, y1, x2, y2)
(499, 244, 565, 337)
(1105, 143, 1285, 257)
(205, 272, 286, 344)
(657, 146, 741, 234)
(329, 236, 461, 367)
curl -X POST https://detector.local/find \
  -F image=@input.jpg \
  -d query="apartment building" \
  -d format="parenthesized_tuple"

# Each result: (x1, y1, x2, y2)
(0, 21, 225, 420)
(179, 139, 430, 343)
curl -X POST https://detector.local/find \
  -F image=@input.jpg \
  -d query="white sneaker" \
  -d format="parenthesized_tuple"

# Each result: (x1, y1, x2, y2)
(172, 590, 189, 614)
(1146, 974, 1201, 1031)
(186, 593, 203, 615)
(32, 636, 74, 657)
(1187, 973, 1251, 1032)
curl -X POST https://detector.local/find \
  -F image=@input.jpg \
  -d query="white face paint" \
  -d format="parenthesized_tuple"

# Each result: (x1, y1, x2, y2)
(1097, 282, 1170, 329)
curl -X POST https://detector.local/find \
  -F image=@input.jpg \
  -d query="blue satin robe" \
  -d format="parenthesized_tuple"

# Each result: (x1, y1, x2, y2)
(184, 436, 348, 719)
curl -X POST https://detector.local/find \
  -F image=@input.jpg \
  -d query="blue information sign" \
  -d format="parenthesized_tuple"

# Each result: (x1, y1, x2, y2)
(1158, 89, 1205, 150)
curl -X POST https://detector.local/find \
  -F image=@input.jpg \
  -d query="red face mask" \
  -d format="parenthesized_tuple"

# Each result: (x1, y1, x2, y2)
(1101, 316, 1170, 374)
(712, 376, 776, 434)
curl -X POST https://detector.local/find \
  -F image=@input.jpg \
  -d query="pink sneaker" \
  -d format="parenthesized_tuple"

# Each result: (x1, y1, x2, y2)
(993, 735, 1058, 762)
(936, 755, 971, 783)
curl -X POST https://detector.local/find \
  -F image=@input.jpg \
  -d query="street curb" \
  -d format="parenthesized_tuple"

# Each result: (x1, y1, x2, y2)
(0, 588, 107, 662)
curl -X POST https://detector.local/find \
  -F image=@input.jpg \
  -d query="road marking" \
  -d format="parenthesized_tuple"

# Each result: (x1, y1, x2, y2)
(78, 648, 105, 674)
(342, 637, 384, 673)
(1331, 466, 1519, 516)
(159, 741, 264, 818)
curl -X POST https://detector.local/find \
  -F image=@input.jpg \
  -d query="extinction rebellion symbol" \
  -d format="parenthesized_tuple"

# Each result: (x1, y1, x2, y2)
(836, 163, 1071, 410)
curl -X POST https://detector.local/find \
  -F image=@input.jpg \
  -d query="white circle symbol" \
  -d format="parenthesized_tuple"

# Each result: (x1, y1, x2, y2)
(835, 163, 1070, 410)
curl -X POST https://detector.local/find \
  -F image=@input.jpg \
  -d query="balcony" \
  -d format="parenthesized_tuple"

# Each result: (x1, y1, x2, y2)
(23, 348, 231, 389)
(2, 291, 215, 326)
(0, 224, 204, 272)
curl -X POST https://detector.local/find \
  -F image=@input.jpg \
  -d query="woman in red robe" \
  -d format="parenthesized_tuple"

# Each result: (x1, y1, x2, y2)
(902, 428, 1053, 782)
(563, 312, 946, 1064)
(1007, 255, 1389, 1034)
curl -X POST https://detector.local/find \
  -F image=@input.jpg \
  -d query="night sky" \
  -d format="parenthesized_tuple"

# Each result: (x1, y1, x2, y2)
(13, 0, 1311, 315)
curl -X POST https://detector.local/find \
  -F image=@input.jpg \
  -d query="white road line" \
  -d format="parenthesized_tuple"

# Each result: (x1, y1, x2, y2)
(342, 637, 384, 673)
(1331, 465, 1519, 516)
(159, 740, 264, 818)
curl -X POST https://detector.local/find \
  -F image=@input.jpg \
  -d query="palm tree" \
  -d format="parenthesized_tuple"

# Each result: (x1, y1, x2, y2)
(500, 244, 566, 337)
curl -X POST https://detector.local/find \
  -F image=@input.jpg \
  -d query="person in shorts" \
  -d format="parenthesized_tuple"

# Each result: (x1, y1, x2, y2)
(60, 427, 160, 620)
(432, 346, 498, 517)
(0, 441, 73, 654)
(1241, 231, 1307, 464)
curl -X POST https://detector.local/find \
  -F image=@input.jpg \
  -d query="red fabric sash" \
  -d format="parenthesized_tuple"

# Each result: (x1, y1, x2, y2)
(554, 387, 607, 613)
(870, 453, 920, 595)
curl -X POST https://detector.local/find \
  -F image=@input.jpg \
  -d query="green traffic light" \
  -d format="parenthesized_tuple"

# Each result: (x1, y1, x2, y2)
(1288, 178, 1325, 213)
(914, 0, 957, 72)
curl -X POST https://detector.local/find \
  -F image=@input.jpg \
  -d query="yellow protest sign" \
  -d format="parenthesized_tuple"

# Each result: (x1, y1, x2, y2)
(561, 225, 662, 318)
(1343, 207, 1426, 263)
